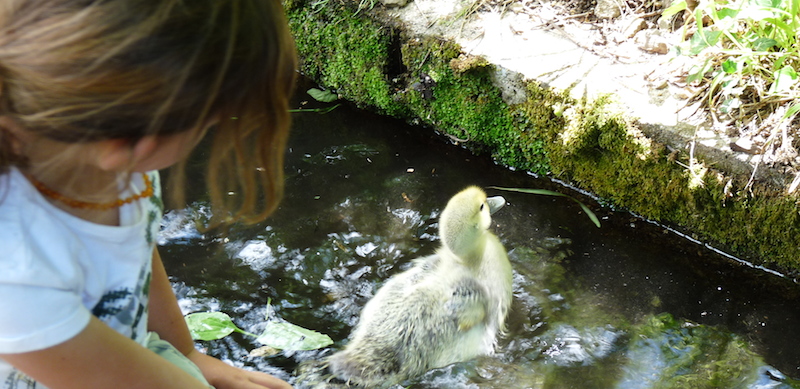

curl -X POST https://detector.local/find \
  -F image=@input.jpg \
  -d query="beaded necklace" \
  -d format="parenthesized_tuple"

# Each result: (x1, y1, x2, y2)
(28, 174, 154, 211)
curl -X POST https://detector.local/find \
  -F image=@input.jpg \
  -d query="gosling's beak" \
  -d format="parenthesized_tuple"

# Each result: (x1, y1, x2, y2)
(486, 196, 506, 214)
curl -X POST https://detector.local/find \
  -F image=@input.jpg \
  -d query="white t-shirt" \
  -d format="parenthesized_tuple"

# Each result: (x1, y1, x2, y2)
(0, 167, 162, 388)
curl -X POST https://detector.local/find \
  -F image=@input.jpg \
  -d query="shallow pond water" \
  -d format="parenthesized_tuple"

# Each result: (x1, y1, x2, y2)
(159, 92, 800, 388)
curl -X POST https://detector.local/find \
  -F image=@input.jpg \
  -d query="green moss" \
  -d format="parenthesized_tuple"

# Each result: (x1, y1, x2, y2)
(396, 37, 549, 174)
(287, 4, 406, 116)
(530, 92, 696, 222)
(522, 83, 800, 270)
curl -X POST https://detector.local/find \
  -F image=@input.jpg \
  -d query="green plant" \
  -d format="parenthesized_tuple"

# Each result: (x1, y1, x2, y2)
(355, 0, 379, 14)
(665, 0, 800, 119)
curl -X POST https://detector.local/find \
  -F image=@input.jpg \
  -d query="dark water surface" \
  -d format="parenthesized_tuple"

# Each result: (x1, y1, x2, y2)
(159, 93, 800, 388)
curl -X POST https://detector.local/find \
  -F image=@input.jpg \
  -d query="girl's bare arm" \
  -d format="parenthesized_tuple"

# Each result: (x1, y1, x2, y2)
(0, 316, 211, 389)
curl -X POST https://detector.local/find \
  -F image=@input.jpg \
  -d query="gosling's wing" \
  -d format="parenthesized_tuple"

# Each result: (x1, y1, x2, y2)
(445, 277, 488, 332)
(353, 254, 441, 332)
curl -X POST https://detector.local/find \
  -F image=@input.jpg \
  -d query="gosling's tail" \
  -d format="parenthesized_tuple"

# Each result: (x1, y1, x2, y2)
(327, 348, 404, 388)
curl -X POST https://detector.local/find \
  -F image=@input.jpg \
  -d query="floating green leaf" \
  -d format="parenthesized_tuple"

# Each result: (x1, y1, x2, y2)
(185, 304, 334, 352)
(307, 88, 339, 103)
(255, 321, 334, 351)
(185, 312, 241, 341)
(489, 186, 601, 228)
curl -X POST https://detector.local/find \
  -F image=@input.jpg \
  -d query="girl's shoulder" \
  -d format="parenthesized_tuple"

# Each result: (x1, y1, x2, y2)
(0, 169, 162, 274)
(0, 169, 78, 271)
(0, 168, 162, 227)
(0, 168, 44, 227)
(0, 168, 80, 233)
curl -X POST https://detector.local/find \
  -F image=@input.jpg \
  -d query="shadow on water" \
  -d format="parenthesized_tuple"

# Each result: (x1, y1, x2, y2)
(159, 86, 800, 388)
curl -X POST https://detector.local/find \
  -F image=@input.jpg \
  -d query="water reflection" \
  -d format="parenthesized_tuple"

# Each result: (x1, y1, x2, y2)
(159, 95, 800, 388)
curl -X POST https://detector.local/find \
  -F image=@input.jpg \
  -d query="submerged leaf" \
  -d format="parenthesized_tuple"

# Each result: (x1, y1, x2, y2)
(256, 321, 334, 350)
(185, 312, 240, 341)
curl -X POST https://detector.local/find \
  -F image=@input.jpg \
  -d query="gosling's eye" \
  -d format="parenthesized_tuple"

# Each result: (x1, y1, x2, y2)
(480, 203, 485, 211)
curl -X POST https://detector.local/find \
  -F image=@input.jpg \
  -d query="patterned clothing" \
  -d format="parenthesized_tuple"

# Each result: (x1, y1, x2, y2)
(0, 168, 163, 388)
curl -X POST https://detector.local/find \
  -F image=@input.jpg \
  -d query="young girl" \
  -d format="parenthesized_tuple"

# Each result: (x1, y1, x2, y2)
(0, 1, 296, 388)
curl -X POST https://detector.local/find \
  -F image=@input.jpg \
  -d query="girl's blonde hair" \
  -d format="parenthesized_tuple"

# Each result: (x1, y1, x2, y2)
(0, 0, 297, 224)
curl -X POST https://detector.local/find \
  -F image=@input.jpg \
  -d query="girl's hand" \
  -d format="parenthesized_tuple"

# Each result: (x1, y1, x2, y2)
(187, 350, 292, 389)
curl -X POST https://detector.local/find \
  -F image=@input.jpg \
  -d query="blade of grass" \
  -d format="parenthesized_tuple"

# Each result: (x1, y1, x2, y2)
(784, 101, 800, 119)
(289, 104, 341, 114)
(489, 186, 601, 228)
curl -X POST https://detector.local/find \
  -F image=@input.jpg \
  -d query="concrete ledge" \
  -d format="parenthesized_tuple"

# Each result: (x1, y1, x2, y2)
(388, 0, 795, 185)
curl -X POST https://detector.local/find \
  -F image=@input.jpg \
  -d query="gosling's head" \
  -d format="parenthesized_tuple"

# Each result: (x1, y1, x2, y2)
(438, 186, 505, 259)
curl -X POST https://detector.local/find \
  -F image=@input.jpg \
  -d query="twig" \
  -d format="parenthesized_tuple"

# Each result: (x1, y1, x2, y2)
(634, 10, 665, 19)
(562, 12, 591, 20)
(446, 133, 470, 143)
